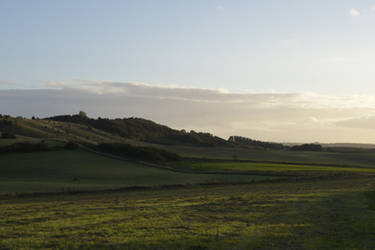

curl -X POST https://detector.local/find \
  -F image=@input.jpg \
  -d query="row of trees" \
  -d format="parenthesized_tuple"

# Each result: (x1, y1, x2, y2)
(228, 136, 323, 152)
(290, 143, 323, 152)
(228, 136, 285, 150)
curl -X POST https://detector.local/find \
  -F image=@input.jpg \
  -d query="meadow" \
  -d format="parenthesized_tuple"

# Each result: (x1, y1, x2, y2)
(1, 177, 374, 249)
(0, 149, 274, 195)
(2, 116, 375, 249)
(174, 161, 375, 174)
(163, 144, 375, 168)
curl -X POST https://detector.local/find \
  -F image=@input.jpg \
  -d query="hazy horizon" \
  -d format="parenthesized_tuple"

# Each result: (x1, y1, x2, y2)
(2, 81, 375, 144)
(1, 0, 375, 143)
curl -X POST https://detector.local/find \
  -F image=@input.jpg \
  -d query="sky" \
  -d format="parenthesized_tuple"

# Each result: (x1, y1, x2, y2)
(1, 0, 375, 143)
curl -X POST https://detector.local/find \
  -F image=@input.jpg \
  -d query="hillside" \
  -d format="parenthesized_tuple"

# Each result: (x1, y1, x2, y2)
(0, 114, 127, 145)
(0, 113, 230, 147)
(47, 113, 229, 146)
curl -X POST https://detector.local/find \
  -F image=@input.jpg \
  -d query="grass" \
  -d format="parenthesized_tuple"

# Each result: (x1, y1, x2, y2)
(0, 149, 275, 194)
(2, 116, 375, 249)
(0, 178, 374, 249)
(0, 135, 41, 146)
(163, 145, 375, 168)
(175, 161, 375, 174)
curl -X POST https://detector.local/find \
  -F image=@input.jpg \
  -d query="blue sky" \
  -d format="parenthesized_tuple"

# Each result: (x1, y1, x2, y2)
(1, 0, 375, 94)
(3, 1, 375, 142)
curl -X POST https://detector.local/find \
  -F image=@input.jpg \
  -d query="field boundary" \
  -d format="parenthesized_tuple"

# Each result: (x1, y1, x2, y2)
(79, 145, 306, 177)
(183, 157, 375, 170)
(78, 145, 375, 178)
(1, 174, 371, 200)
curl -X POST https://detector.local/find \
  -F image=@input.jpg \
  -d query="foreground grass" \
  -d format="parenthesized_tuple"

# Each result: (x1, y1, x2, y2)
(1, 178, 375, 249)
(176, 161, 375, 174)
(0, 150, 273, 194)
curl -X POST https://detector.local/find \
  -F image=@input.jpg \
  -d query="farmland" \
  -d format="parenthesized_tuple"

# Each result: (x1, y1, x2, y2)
(1, 178, 375, 249)
(163, 144, 375, 168)
(174, 161, 375, 174)
(0, 149, 274, 195)
(2, 115, 375, 249)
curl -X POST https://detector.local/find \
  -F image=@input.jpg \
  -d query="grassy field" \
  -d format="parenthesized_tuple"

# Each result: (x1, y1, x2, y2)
(3, 116, 375, 249)
(162, 144, 375, 168)
(0, 135, 41, 146)
(1, 178, 374, 249)
(175, 161, 375, 174)
(0, 149, 275, 194)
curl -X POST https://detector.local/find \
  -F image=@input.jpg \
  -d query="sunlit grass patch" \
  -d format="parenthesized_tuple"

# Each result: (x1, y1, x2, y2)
(1, 178, 375, 249)
(177, 161, 375, 173)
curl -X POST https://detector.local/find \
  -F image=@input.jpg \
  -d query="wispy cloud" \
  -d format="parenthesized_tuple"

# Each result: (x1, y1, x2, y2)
(349, 8, 360, 17)
(43, 80, 375, 109)
(2, 81, 375, 143)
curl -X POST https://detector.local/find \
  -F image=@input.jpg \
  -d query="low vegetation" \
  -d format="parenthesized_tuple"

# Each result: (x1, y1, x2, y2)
(1, 178, 374, 249)
(0, 141, 49, 154)
(2, 112, 375, 249)
(0, 150, 274, 195)
(175, 161, 375, 174)
(94, 142, 181, 162)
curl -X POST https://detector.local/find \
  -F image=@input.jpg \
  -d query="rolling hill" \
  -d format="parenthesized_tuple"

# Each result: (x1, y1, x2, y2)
(47, 112, 230, 146)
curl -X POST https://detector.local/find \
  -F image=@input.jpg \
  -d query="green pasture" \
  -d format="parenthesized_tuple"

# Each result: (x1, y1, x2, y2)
(164, 145, 375, 168)
(0, 150, 273, 194)
(0, 135, 40, 146)
(176, 161, 375, 173)
(1, 178, 374, 249)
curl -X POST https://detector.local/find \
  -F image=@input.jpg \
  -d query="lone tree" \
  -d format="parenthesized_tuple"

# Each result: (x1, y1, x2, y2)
(78, 111, 88, 118)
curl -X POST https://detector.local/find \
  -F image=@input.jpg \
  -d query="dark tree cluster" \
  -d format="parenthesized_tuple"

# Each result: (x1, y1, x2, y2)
(0, 114, 11, 119)
(228, 136, 285, 150)
(290, 143, 323, 152)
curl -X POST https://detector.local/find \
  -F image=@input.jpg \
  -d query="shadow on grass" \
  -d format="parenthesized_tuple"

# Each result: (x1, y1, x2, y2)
(364, 190, 375, 210)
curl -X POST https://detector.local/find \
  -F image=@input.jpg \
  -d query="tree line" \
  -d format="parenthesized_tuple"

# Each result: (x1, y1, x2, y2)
(228, 136, 323, 152)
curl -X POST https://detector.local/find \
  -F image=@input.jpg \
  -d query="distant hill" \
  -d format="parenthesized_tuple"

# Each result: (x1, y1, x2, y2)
(4, 112, 375, 152)
(46, 113, 229, 146)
